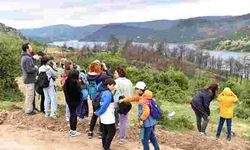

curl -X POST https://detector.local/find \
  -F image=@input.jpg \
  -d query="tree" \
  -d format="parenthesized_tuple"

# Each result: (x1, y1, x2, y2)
(107, 34, 120, 52)
(123, 38, 133, 50)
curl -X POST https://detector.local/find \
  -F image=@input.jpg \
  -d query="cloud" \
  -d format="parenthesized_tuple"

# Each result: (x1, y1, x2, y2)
(0, 0, 250, 29)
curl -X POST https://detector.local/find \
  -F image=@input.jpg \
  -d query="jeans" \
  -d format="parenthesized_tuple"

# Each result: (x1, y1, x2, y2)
(141, 126, 160, 150)
(24, 83, 35, 114)
(119, 114, 128, 140)
(89, 101, 103, 133)
(192, 106, 209, 133)
(102, 123, 116, 150)
(43, 86, 57, 115)
(68, 104, 78, 131)
(76, 99, 89, 118)
(216, 117, 232, 138)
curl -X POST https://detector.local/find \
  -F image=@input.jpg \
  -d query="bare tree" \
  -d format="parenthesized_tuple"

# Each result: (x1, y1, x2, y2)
(107, 34, 120, 51)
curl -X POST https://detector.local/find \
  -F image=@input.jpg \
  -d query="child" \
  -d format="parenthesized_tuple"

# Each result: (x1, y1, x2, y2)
(63, 69, 82, 137)
(94, 79, 116, 150)
(216, 87, 238, 141)
(120, 81, 160, 150)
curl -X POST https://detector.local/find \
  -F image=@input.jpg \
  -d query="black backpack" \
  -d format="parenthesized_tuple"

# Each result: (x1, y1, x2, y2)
(37, 71, 50, 88)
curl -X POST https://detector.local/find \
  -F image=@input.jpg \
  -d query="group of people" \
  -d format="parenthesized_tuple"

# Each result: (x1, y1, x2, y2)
(21, 43, 160, 150)
(191, 84, 238, 141)
(21, 43, 239, 150)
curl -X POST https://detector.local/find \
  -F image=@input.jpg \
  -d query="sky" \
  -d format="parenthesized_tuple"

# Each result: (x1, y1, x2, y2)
(0, 0, 250, 29)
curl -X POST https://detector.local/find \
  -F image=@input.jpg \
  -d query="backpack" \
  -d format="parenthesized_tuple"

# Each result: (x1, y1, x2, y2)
(142, 99, 162, 120)
(37, 71, 50, 88)
(88, 80, 102, 100)
(93, 90, 114, 110)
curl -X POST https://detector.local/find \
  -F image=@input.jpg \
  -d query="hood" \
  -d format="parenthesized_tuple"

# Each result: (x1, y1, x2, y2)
(220, 87, 233, 96)
(39, 65, 49, 72)
(142, 90, 153, 100)
(87, 73, 100, 81)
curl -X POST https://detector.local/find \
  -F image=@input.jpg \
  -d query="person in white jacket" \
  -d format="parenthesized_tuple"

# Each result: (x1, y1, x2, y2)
(113, 67, 133, 142)
(38, 56, 58, 118)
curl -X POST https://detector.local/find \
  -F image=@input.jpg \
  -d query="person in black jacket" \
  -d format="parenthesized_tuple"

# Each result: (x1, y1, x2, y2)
(191, 83, 218, 135)
(63, 69, 82, 137)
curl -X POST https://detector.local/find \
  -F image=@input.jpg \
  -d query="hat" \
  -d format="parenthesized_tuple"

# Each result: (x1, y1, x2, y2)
(92, 59, 101, 64)
(135, 81, 146, 90)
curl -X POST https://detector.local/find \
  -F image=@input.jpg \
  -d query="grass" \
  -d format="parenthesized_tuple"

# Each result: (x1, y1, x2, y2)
(160, 100, 250, 140)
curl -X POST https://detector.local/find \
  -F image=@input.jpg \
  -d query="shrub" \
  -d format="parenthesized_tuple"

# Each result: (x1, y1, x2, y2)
(159, 110, 194, 131)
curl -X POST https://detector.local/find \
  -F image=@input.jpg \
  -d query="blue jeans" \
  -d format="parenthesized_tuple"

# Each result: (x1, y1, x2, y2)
(43, 86, 57, 115)
(141, 126, 160, 150)
(216, 117, 232, 138)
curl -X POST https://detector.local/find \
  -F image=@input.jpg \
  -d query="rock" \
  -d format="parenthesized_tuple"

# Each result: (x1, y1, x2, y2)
(47, 125, 56, 131)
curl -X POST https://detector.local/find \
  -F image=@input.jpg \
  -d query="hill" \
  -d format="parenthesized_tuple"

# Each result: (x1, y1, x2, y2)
(21, 24, 104, 43)
(20, 13, 250, 43)
(0, 23, 24, 39)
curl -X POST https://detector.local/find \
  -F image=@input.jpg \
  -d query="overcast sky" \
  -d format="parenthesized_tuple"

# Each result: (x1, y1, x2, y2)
(0, 0, 250, 29)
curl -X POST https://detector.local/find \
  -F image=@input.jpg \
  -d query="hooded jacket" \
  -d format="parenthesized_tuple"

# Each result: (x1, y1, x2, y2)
(95, 86, 115, 125)
(21, 52, 38, 84)
(191, 89, 214, 117)
(39, 65, 57, 87)
(123, 90, 157, 127)
(218, 87, 238, 119)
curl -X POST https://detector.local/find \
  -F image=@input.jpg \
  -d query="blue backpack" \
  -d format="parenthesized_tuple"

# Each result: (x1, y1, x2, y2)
(142, 99, 162, 119)
(88, 80, 102, 100)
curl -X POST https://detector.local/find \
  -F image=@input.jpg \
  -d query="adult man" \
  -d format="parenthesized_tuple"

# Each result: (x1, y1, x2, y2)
(21, 43, 39, 115)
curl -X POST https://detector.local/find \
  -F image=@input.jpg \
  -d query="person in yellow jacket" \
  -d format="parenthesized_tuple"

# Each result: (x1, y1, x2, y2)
(216, 87, 238, 141)
(120, 81, 160, 150)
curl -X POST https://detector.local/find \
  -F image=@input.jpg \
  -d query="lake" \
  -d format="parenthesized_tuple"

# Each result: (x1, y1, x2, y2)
(49, 40, 250, 60)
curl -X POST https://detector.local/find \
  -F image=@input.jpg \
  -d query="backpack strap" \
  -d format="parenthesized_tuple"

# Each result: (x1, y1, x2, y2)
(141, 100, 151, 106)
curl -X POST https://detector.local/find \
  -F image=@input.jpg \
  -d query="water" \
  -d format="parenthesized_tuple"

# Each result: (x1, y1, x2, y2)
(49, 40, 250, 60)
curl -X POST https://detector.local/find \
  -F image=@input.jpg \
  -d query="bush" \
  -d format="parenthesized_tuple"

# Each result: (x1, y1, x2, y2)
(0, 35, 44, 101)
(0, 36, 24, 101)
(159, 110, 194, 131)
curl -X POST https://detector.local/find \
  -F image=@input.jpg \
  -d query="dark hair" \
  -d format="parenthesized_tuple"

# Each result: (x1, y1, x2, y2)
(41, 56, 49, 65)
(104, 78, 116, 86)
(37, 51, 45, 57)
(207, 83, 218, 99)
(68, 69, 79, 80)
(115, 67, 126, 77)
(22, 43, 30, 52)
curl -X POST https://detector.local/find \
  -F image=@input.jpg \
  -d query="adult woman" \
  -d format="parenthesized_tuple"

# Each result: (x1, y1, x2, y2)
(113, 67, 133, 142)
(190, 83, 218, 135)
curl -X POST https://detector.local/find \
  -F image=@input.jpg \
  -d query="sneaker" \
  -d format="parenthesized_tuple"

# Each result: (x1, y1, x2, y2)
(45, 112, 50, 118)
(226, 137, 231, 141)
(50, 112, 57, 119)
(70, 130, 81, 137)
(119, 139, 126, 144)
(26, 111, 36, 116)
(50, 115, 57, 119)
(88, 131, 93, 138)
(66, 117, 70, 122)
(200, 132, 207, 136)
(98, 132, 102, 139)
(216, 135, 220, 140)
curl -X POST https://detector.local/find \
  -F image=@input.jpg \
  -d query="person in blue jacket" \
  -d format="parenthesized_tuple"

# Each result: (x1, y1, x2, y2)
(95, 78, 116, 150)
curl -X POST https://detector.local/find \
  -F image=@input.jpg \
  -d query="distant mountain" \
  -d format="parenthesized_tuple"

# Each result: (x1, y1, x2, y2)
(83, 24, 156, 42)
(21, 13, 250, 43)
(0, 23, 24, 39)
(21, 24, 104, 43)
